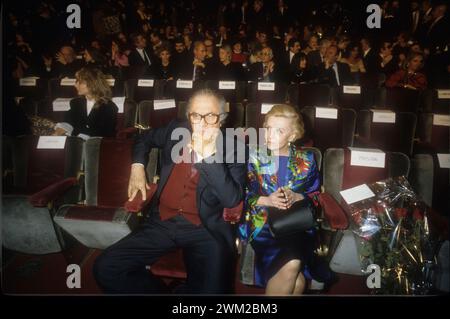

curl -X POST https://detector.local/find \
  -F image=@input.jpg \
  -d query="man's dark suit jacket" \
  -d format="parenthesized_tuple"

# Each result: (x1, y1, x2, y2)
(247, 61, 286, 82)
(128, 48, 154, 66)
(207, 62, 246, 81)
(177, 60, 212, 80)
(317, 62, 355, 86)
(132, 119, 247, 253)
(362, 48, 381, 74)
(65, 97, 118, 137)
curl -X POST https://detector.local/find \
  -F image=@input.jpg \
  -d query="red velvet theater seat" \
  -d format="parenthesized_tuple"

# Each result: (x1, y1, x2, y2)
(53, 138, 157, 249)
(356, 110, 417, 156)
(124, 78, 156, 103)
(246, 81, 288, 104)
(415, 113, 450, 154)
(137, 99, 179, 129)
(115, 98, 138, 139)
(2, 135, 84, 254)
(320, 148, 410, 275)
(300, 106, 356, 153)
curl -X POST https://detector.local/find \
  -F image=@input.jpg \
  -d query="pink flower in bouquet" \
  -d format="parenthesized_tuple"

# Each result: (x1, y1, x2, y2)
(412, 208, 424, 221)
(395, 207, 408, 219)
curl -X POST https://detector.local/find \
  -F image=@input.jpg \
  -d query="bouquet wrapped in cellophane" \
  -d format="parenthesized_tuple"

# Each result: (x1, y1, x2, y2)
(345, 176, 439, 294)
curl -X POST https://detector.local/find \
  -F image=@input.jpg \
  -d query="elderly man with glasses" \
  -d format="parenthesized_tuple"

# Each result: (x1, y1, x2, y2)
(93, 89, 247, 294)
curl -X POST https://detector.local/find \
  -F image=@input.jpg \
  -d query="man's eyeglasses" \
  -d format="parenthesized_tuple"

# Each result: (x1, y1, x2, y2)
(189, 112, 224, 124)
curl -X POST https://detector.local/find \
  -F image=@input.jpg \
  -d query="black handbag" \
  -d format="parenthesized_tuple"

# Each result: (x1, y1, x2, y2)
(267, 197, 315, 238)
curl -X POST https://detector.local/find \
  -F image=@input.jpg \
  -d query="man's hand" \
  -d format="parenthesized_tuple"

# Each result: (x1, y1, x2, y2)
(55, 52, 67, 65)
(193, 59, 205, 68)
(189, 127, 220, 159)
(128, 164, 150, 201)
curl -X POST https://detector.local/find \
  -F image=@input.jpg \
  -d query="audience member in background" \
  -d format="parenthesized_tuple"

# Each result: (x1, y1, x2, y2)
(302, 34, 319, 56)
(386, 52, 427, 90)
(215, 25, 230, 47)
(149, 31, 168, 57)
(204, 38, 217, 66)
(172, 37, 189, 70)
(290, 52, 316, 84)
(43, 45, 84, 78)
(248, 46, 283, 82)
(340, 44, 366, 74)
(307, 38, 330, 68)
(360, 37, 380, 74)
(280, 38, 301, 70)
(83, 47, 108, 73)
(53, 67, 118, 139)
(379, 41, 398, 77)
(184, 34, 193, 53)
(392, 32, 410, 61)
(210, 45, 245, 81)
(231, 40, 248, 65)
(317, 45, 354, 86)
(178, 41, 208, 81)
(154, 47, 176, 80)
(128, 33, 154, 77)
(111, 38, 130, 68)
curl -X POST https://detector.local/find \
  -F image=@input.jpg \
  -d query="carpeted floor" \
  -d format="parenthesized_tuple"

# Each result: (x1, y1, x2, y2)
(1, 248, 369, 295)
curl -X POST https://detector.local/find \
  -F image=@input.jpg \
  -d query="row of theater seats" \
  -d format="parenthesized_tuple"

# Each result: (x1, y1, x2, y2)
(12, 77, 450, 158)
(2, 134, 448, 285)
(14, 77, 449, 116)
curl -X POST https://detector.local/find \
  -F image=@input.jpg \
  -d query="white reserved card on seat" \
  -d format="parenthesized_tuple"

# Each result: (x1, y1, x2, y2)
(371, 109, 396, 123)
(112, 97, 125, 113)
(37, 136, 67, 149)
(219, 81, 236, 90)
(349, 147, 386, 168)
(19, 78, 37, 86)
(176, 80, 193, 89)
(343, 85, 361, 94)
(154, 99, 176, 110)
(437, 154, 450, 169)
(433, 114, 450, 126)
(340, 184, 375, 205)
(257, 82, 275, 91)
(437, 90, 450, 99)
(106, 78, 116, 86)
(52, 98, 71, 111)
(261, 103, 275, 114)
(60, 78, 76, 86)
(315, 107, 338, 119)
(137, 79, 154, 87)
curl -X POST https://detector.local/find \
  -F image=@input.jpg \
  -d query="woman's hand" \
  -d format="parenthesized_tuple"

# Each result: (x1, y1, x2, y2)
(283, 189, 304, 208)
(53, 127, 67, 136)
(258, 188, 288, 209)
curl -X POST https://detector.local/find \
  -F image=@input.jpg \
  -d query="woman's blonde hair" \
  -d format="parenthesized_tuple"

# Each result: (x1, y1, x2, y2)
(75, 67, 112, 104)
(263, 104, 305, 142)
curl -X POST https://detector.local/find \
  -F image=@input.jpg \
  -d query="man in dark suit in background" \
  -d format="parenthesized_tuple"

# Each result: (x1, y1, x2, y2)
(177, 41, 209, 80)
(317, 45, 354, 86)
(128, 33, 154, 77)
(361, 37, 380, 75)
(93, 89, 246, 294)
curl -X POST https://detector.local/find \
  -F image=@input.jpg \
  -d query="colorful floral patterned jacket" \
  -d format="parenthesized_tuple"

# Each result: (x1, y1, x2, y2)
(239, 145, 320, 242)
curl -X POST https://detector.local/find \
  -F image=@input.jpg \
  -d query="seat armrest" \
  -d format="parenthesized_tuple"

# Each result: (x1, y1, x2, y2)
(223, 201, 243, 224)
(318, 192, 349, 230)
(117, 127, 138, 139)
(29, 177, 79, 207)
(124, 183, 157, 213)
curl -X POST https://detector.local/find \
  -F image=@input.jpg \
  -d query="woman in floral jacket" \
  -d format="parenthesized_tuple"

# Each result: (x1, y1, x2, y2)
(239, 104, 321, 295)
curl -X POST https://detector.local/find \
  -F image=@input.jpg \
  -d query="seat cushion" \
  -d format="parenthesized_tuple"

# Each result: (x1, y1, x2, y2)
(54, 205, 138, 249)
